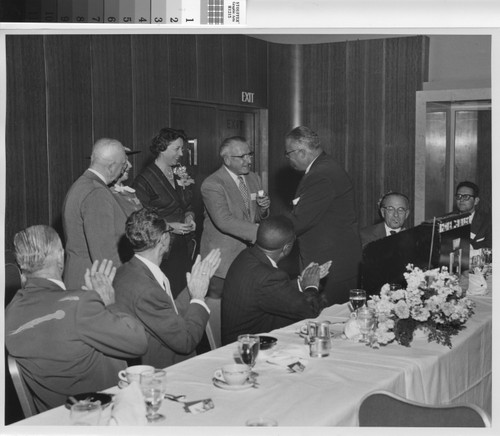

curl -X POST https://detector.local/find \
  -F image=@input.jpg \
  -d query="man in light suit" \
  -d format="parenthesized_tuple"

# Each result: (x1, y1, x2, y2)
(221, 215, 330, 345)
(284, 126, 362, 306)
(63, 138, 128, 289)
(360, 192, 410, 249)
(200, 136, 270, 294)
(113, 207, 221, 368)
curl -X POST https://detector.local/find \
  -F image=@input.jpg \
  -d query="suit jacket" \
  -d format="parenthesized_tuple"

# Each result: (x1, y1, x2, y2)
(5, 278, 147, 412)
(113, 256, 209, 368)
(200, 166, 267, 278)
(470, 209, 492, 249)
(221, 246, 326, 345)
(63, 170, 127, 289)
(288, 152, 362, 288)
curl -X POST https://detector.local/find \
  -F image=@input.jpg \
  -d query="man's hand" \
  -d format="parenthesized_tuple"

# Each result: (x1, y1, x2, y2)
(299, 262, 321, 290)
(256, 192, 271, 210)
(184, 214, 196, 232)
(318, 260, 332, 279)
(169, 221, 194, 235)
(82, 259, 116, 306)
(186, 249, 221, 300)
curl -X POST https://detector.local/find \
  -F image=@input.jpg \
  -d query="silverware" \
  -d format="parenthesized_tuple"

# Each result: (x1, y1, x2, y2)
(164, 393, 186, 403)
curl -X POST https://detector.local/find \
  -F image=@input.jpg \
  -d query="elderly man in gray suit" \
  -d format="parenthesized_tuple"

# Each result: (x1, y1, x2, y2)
(63, 138, 128, 289)
(200, 136, 270, 347)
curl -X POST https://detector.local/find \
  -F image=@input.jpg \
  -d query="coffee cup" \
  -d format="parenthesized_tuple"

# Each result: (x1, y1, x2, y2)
(118, 365, 154, 384)
(214, 363, 250, 386)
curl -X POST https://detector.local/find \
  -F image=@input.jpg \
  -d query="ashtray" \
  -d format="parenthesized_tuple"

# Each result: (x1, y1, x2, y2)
(65, 392, 113, 409)
(259, 335, 277, 350)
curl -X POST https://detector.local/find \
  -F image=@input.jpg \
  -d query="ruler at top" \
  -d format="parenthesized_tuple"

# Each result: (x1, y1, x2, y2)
(27, 0, 246, 24)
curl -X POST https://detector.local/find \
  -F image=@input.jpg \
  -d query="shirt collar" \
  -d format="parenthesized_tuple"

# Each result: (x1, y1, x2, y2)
(305, 155, 320, 174)
(48, 278, 66, 290)
(385, 224, 402, 236)
(135, 254, 167, 289)
(88, 168, 108, 185)
(224, 165, 245, 185)
(265, 255, 278, 268)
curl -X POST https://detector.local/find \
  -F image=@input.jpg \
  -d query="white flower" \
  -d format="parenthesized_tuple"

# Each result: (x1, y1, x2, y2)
(394, 300, 410, 319)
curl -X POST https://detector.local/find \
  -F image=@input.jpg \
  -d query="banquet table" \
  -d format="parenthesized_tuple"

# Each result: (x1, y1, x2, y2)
(12, 295, 491, 427)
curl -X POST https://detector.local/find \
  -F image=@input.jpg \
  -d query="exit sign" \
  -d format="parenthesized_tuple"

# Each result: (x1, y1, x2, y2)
(241, 91, 254, 103)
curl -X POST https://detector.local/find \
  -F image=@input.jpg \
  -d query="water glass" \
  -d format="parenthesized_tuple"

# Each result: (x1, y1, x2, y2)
(356, 307, 376, 343)
(70, 401, 102, 426)
(140, 373, 165, 422)
(349, 289, 366, 312)
(237, 334, 260, 368)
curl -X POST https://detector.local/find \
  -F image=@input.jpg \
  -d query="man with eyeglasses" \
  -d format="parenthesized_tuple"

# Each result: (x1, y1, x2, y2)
(63, 138, 130, 289)
(113, 207, 221, 367)
(200, 136, 270, 347)
(284, 126, 362, 306)
(360, 192, 410, 249)
(453, 181, 491, 249)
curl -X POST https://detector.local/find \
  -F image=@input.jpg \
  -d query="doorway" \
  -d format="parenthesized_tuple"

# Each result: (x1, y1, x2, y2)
(170, 99, 268, 241)
(414, 89, 492, 224)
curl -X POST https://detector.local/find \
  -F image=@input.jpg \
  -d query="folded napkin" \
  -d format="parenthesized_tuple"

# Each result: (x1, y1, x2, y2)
(343, 317, 361, 341)
(109, 381, 147, 426)
(467, 271, 489, 296)
(266, 350, 308, 372)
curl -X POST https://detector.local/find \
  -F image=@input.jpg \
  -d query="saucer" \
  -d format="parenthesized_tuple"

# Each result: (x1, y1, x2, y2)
(118, 380, 129, 389)
(212, 378, 254, 391)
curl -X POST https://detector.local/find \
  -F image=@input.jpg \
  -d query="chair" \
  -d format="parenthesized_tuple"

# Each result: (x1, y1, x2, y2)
(204, 297, 221, 350)
(7, 355, 37, 418)
(358, 390, 491, 427)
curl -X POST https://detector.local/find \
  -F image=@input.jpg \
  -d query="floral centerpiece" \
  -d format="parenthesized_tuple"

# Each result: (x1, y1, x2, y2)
(368, 264, 475, 348)
(173, 165, 195, 188)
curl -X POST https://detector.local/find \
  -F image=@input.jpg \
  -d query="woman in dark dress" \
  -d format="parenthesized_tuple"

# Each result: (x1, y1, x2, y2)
(132, 128, 195, 297)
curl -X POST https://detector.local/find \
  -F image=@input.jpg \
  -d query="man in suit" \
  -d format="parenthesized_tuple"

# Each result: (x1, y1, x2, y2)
(5, 225, 147, 412)
(360, 192, 410, 248)
(113, 207, 221, 368)
(284, 126, 362, 306)
(221, 215, 330, 345)
(63, 138, 129, 289)
(199, 137, 270, 347)
(454, 181, 491, 249)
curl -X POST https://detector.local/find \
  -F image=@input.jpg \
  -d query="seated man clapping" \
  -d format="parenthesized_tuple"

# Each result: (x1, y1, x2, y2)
(5, 225, 148, 413)
(113, 207, 221, 368)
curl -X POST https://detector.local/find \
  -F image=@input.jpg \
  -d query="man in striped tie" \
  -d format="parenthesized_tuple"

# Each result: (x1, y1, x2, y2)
(113, 207, 221, 368)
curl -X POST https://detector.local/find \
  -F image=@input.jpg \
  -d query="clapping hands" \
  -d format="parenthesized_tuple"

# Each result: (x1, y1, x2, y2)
(298, 260, 332, 290)
(82, 259, 116, 306)
(186, 249, 221, 299)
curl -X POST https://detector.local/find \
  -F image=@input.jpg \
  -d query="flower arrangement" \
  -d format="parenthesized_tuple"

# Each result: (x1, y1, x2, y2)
(368, 264, 475, 348)
(173, 165, 195, 188)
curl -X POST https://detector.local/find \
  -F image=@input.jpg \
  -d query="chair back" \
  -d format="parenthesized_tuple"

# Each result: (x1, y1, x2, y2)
(204, 296, 222, 350)
(7, 355, 37, 418)
(358, 390, 490, 427)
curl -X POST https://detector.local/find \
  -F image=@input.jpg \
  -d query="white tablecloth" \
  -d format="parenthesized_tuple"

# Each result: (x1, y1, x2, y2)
(13, 295, 491, 427)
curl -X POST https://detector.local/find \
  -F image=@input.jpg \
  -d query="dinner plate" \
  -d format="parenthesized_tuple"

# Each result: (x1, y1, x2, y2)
(259, 335, 277, 350)
(65, 392, 113, 409)
(212, 378, 255, 391)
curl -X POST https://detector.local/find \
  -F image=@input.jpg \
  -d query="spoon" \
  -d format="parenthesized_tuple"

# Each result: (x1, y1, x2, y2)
(164, 393, 187, 403)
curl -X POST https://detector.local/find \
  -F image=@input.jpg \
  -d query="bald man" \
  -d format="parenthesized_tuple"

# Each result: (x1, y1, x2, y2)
(63, 138, 129, 289)
(221, 215, 330, 345)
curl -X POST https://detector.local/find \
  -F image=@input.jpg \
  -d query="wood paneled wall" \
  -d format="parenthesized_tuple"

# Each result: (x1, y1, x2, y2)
(267, 36, 429, 229)
(5, 34, 268, 248)
(5, 34, 428, 249)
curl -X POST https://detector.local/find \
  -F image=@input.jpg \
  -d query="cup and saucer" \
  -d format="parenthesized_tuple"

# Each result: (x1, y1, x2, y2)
(117, 365, 155, 388)
(212, 363, 255, 391)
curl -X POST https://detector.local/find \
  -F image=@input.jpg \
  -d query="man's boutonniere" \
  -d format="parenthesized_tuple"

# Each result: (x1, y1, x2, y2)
(173, 165, 195, 189)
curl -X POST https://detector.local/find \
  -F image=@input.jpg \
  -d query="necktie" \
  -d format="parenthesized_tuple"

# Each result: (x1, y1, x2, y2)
(162, 277, 179, 315)
(390, 230, 397, 235)
(237, 176, 250, 215)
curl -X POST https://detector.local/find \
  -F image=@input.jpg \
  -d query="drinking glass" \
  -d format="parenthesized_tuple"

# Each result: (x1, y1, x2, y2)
(356, 307, 376, 343)
(140, 373, 165, 422)
(349, 289, 366, 313)
(70, 401, 101, 425)
(237, 334, 260, 369)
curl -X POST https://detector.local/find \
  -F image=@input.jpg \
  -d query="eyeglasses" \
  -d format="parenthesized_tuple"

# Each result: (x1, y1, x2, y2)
(284, 149, 300, 158)
(230, 152, 254, 160)
(382, 206, 408, 215)
(455, 194, 475, 201)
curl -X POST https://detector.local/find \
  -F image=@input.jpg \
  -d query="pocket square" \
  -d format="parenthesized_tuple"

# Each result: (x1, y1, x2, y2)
(292, 197, 300, 206)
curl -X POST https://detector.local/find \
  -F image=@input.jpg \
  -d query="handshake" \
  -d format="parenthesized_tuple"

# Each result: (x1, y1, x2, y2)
(298, 261, 332, 290)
